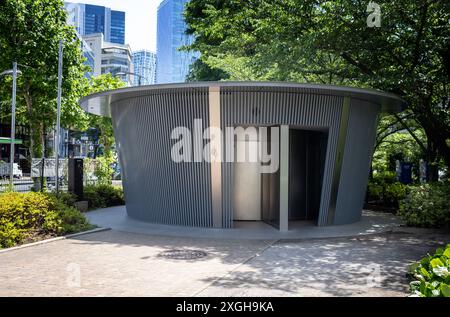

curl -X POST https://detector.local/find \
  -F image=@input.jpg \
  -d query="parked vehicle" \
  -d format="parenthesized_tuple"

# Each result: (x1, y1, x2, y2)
(0, 161, 23, 178)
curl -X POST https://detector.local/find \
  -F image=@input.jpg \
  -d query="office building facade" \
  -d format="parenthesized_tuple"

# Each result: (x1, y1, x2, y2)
(65, 2, 125, 45)
(76, 32, 95, 78)
(82, 33, 133, 86)
(156, 0, 199, 83)
(132, 50, 157, 86)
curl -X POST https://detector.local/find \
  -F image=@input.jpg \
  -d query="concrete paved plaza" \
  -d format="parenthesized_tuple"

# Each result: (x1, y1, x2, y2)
(0, 227, 448, 296)
(85, 206, 402, 240)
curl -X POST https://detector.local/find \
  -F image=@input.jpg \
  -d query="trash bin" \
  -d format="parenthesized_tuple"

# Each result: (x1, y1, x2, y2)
(68, 158, 83, 199)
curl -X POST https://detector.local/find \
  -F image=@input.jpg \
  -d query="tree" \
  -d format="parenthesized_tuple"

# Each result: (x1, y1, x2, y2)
(83, 73, 126, 158)
(184, 0, 450, 179)
(186, 59, 229, 81)
(0, 0, 89, 159)
(79, 73, 125, 185)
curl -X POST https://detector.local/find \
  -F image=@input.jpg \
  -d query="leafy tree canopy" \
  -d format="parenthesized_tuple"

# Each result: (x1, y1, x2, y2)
(0, 0, 89, 157)
(184, 0, 450, 175)
(186, 59, 229, 82)
(83, 73, 126, 157)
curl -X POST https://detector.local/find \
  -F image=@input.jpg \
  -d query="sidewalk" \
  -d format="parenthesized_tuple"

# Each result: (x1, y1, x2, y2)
(1, 228, 448, 296)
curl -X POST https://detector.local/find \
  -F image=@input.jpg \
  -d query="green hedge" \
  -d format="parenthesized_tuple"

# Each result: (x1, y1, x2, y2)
(409, 244, 450, 297)
(398, 182, 450, 228)
(84, 184, 125, 210)
(366, 181, 408, 209)
(0, 192, 93, 248)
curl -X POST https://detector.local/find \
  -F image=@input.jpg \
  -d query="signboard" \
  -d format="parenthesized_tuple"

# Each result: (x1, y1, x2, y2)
(0, 137, 22, 144)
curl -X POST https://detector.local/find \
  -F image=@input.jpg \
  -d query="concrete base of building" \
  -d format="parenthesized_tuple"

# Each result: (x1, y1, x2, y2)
(85, 206, 403, 240)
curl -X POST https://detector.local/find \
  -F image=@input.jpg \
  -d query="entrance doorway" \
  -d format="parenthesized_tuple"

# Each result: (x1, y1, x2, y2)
(233, 126, 328, 229)
(288, 129, 327, 224)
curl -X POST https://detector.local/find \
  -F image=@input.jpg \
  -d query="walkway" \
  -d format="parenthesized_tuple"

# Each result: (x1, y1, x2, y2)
(0, 228, 448, 296)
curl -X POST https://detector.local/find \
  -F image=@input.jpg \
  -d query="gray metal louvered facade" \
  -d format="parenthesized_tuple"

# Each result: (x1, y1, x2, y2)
(80, 82, 405, 229)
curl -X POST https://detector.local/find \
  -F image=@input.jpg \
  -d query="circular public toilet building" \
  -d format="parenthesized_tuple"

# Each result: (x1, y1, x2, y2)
(80, 82, 405, 231)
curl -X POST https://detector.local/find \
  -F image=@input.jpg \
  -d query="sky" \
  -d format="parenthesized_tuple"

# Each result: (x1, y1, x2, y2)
(72, 0, 164, 52)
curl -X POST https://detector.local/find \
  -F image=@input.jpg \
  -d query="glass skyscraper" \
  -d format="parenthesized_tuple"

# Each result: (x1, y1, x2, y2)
(156, 0, 199, 83)
(65, 2, 125, 45)
(132, 50, 157, 86)
(110, 11, 125, 45)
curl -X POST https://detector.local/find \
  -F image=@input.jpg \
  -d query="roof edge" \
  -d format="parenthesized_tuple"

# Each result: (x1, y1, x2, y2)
(79, 81, 407, 116)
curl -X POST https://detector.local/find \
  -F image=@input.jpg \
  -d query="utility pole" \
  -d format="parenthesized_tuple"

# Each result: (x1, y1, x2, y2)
(55, 40, 63, 194)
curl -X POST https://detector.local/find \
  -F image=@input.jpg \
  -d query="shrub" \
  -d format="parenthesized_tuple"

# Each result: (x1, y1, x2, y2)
(0, 192, 93, 248)
(409, 244, 450, 297)
(384, 182, 408, 208)
(366, 180, 408, 209)
(57, 206, 92, 234)
(47, 191, 77, 207)
(398, 182, 450, 228)
(367, 182, 383, 202)
(372, 171, 397, 185)
(94, 155, 115, 185)
(84, 184, 125, 209)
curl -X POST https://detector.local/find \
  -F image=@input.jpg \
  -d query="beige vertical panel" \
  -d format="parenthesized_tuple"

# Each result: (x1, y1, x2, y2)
(209, 86, 222, 227)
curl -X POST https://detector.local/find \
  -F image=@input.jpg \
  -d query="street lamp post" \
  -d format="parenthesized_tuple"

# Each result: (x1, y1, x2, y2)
(0, 62, 22, 186)
(115, 71, 147, 86)
(55, 40, 63, 194)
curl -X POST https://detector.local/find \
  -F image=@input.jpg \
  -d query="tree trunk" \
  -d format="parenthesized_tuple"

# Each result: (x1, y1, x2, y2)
(421, 120, 442, 182)
(423, 115, 450, 174)
(40, 123, 45, 158)
(24, 90, 44, 191)
(23, 90, 35, 159)
(415, 96, 450, 182)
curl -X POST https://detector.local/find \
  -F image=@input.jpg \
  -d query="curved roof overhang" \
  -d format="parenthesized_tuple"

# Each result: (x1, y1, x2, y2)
(79, 81, 407, 117)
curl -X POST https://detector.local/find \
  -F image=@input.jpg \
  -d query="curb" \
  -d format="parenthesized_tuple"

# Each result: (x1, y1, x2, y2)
(0, 227, 110, 254)
(391, 226, 450, 235)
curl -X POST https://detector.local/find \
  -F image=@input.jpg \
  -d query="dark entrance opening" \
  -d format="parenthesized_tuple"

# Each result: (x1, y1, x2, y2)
(289, 129, 327, 224)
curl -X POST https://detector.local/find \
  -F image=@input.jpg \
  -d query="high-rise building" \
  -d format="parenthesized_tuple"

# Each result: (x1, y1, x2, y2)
(156, 0, 199, 83)
(132, 50, 157, 86)
(65, 2, 125, 45)
(110, 10, 125, 45)
(81, 33, 103, 76)
(83, 33, 134, 86)
(76, 32, 95, 78)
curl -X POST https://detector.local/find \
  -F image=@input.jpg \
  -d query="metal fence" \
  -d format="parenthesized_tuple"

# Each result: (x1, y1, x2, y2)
(0, 157, 122, 193)
(0, 158, 68, 193)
